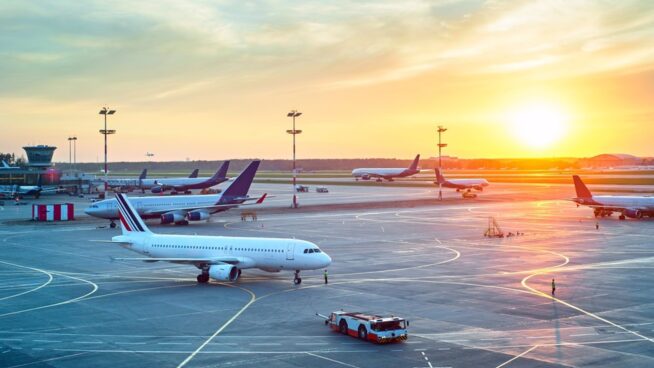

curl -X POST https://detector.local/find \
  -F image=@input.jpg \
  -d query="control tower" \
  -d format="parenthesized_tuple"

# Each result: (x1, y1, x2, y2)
(23, 145, 57, 169)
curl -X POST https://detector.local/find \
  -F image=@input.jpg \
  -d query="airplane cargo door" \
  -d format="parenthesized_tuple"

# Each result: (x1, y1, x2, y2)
(286, 243, 294, 260)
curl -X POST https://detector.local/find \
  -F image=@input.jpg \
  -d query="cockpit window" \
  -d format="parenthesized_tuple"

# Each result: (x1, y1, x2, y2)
(303, 249, 308, 253)
(314, 249, 321, 253)
(308, 249, 314, 253)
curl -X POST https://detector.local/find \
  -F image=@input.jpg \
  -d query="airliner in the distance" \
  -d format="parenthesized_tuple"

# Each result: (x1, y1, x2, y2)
(352, 154, 420, 182)
(86, 161, 263, 227)
(105, 192, 331, 284)
(572, 175, 654, 220)
(434, 169, 489, 194)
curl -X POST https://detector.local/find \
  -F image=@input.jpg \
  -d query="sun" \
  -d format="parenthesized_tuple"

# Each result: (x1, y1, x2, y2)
(507, 102, 569, 149)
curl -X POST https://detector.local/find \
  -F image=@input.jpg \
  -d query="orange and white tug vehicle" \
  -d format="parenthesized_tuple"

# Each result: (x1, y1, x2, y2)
(318, 311, 409, 343)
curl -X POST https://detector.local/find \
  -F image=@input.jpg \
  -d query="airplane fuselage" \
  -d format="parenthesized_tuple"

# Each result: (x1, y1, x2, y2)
(114, 233, 331, 272)
(86, 194, 227, 219)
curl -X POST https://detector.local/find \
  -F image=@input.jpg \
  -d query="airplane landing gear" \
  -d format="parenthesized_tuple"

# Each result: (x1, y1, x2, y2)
(110, 221, 117, 229)
(293, 270, 302, 285)
(619, 214, 626, 220)
(197, 273, 209, 283)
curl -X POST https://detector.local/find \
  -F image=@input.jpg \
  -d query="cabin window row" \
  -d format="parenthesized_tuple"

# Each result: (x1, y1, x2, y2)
(152, 244, 283, 252)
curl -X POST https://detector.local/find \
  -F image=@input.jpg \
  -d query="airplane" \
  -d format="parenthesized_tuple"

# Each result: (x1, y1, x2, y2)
(0, 160, 20, 170)
(351, 154, 421, 182)
(86, 161, 264, 227)
(102, 169, 148, 192)
(434, 168, 489, 195)
(0, 175, 59, 199)
(572, 175, 654, 220)
(141, 161, 229, 194)
(104, 192, 331, 284)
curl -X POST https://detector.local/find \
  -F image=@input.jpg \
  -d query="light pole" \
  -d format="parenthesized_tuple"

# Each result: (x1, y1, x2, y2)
(437, 125, 447, 201)
(67, 136, 77, 170)
(286, 110, 302, 208)
(71, 136, 77, 170)
(99, 107, 116, 189)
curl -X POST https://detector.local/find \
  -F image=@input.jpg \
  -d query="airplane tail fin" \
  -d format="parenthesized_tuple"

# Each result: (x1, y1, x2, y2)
(572, 175, 592, 198)
(139, 169, 147, 180)
(188, 169, 199, 178)
(1, 160, 8, 168)
(408, 154, 420, 171)
(220, 161, 260, 200)
(434, 168, 446, 184)
(211, 161, 230, 181)
(115, 193, 152, 235)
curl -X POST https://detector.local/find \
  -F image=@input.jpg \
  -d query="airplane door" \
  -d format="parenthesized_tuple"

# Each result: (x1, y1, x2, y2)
(286, 243, 294, 260)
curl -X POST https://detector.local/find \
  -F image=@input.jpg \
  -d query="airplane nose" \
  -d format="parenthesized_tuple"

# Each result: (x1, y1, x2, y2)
(322, 253, 332, 267)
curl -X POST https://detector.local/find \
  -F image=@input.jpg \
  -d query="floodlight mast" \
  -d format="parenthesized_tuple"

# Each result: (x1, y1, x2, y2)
(99, 107, 116, 188)
(437, 125, 447, 201)
(286, 110, 302, 208)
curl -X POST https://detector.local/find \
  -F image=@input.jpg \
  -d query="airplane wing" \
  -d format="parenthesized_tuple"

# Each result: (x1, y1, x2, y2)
(110, 256, 240, 265)
(142, 194, 267, 216)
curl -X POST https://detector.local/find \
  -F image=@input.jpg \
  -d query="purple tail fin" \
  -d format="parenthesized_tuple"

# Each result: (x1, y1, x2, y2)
(572, 175, 592, 198)
(434, 168, 446, 184)
(408, 154, 420, 171)
(220, 161, 260, 200)
(210, 161, 230, 181)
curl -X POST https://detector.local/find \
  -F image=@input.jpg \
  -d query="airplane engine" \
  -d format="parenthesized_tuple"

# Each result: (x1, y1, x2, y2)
(624, 209, 643, 219)
(187, 210, 210, 221)
(474, 185, 484, 191)
(209, 264, 239, 281)
(161, 212, 185, 224)
(151, 186, 164, 194)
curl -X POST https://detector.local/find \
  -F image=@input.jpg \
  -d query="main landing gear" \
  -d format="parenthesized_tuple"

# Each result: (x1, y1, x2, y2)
(109, 220, 117, 229)
(197, 266, 209, 283)
(294, 270, 302, 285)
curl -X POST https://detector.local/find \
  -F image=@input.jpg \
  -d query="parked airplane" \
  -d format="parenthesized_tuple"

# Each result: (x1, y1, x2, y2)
(105, 192, 331, 284)
(352, 154, 421, 182)
(1, 160, 19, 170)
(572, 175, 654, 220)
(0, 176, 59, 199)
(86, 161, 263, 227)
(103, 169, 148, 192)
(142, 161, 229, 194)
(434, 169, 489, 194)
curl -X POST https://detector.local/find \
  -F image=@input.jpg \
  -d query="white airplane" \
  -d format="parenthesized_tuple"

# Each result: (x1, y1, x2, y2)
(105, 193, 331, 284)
(352, 154, 420, 182)
(0, 160, 19, 170)
(572, 175, 654, 220)
(86, 161, 264, 227)
(434, 169, 489, 194)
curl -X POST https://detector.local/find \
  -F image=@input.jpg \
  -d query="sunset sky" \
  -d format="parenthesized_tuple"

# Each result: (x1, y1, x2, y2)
(1, 1, 653, 162)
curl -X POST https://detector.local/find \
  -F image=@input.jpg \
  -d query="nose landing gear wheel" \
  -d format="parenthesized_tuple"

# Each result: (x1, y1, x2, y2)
(293, 270, 302, 285)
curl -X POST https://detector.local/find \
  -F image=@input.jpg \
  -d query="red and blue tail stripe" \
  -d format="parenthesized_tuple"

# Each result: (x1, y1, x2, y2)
(115, 193, 149, 233)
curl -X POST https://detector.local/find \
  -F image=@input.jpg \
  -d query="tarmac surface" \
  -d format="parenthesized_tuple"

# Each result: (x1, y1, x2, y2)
(1, 183, 653, 367)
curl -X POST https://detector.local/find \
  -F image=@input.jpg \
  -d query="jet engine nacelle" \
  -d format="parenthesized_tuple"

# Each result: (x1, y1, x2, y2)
(187, 210, 210, 221)
(161, 212, 185, 224)
(624, 209, 643, 219)
(151, 186, 164, 194)
(209, 264, 239, 281)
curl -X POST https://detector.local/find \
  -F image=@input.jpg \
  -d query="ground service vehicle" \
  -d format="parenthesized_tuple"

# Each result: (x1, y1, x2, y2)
(296, 185, 309, 192)
(316, 186, 329, 193)
(320, 311, 408, 343)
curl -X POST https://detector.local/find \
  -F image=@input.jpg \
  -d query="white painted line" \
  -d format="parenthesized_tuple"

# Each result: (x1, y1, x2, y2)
(72, 341, 102, 344)
(570, 333, 597, 337)
(32, 340, 61, 343)
(115, 342, 146, 345)
(305, 352, 361, 368)
(437, 348, 450, 350)
(0, 338, 22, 341)
(158, 342, 192, 345)
(250, 343, 281, 346)
(296, 342, 328, 345)
(176, 285, 256, 368)
(496, 345, 538, 368)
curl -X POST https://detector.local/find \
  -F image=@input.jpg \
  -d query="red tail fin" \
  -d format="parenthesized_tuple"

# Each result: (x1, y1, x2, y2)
(572, 175, 592, 198)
